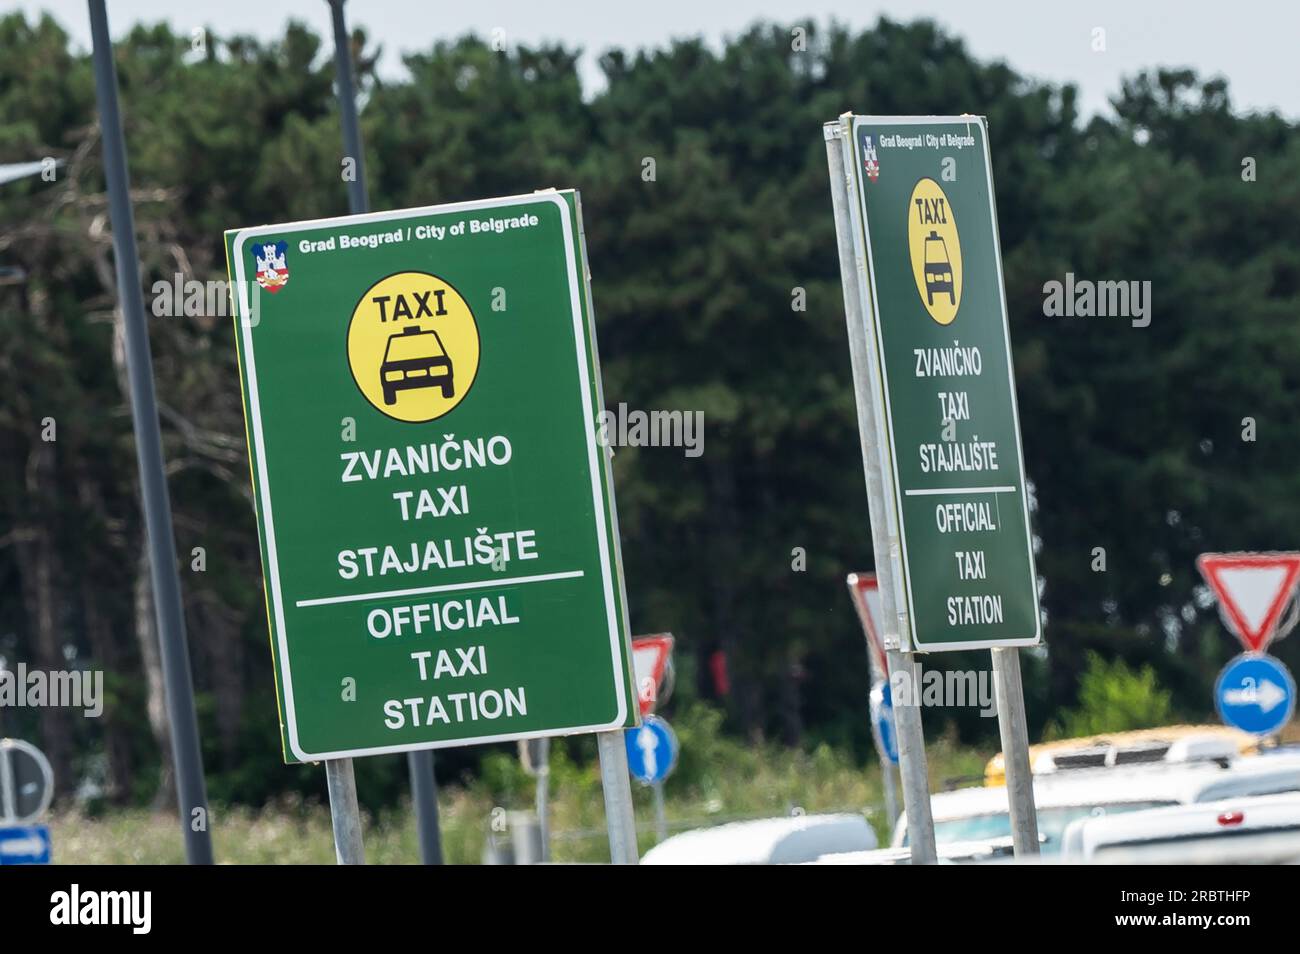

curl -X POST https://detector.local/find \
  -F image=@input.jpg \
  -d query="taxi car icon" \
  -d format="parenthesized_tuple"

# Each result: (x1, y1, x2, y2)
(923, 230, 956, 306)
(380, 325, 454, 405)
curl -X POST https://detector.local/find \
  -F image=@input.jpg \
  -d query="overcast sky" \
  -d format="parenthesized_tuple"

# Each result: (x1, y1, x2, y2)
(14, 0, 1296, 120)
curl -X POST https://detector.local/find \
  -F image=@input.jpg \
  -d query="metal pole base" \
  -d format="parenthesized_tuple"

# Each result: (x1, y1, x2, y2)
(325, 758, 366, 865)
(887, 650, 938, 864)
(407, 750, 443, 864)
(992, 647, 1040, 855)
(596, 730, 639, 864)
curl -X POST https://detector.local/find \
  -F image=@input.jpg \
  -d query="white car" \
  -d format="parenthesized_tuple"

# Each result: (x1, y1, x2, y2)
(1061, 793, 1300, 863)
(807, 837, 1016, 865)
(892, 752, 1300, 853)
(641, 813, 876, 865)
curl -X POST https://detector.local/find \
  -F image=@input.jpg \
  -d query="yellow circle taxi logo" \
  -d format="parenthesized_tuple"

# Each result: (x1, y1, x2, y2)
(907, 178, 962, 325)
(346, 271, 480, 423)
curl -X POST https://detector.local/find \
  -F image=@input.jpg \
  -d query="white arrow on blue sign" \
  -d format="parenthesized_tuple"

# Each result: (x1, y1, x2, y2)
(1215, 653, 1295, 736)
(624, 715, 679, 785)
(0, 825, 51, 865)
(869, 680, 899, 766)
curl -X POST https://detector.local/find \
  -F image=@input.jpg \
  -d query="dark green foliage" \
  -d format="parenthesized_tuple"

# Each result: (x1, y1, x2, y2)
(1, 13, 1295, 805)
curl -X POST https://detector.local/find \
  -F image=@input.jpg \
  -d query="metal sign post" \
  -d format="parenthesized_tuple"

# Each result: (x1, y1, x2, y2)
(88, 0, 214, 866)
(991, 647, 1038, 855)
(533, 740, 551, 862)
(326, 0, 442, 867)
(325, 757, 365, 864)
(576, 193, 642, 865)
(881, 752, 899, 831)
(328, 0, 369, 215)
(598, 731, 639, 863)
(826, 123, 936, 864)
(651, 781, 668, 843)
(519, 737, 551, 862)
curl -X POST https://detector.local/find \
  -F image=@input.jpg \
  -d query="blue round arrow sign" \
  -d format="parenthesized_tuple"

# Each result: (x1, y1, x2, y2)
(1215, 654, 1295, 736)
(869, 680, 899, 765)
(624, 715, 678, 785)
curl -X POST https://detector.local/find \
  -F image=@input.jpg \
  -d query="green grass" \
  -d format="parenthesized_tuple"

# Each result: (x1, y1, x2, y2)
(48, 706, 994, 863)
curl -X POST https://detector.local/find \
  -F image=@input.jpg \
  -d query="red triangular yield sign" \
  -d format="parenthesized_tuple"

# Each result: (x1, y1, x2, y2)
(631, 634, 674, 716)
(1197, 552, 1300, 652)
(846, 572, 889, 680)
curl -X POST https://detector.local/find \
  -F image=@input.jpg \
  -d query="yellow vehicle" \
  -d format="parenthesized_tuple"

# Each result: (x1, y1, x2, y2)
(380, 325, 454, 405)
(984, 725, 1260, 785)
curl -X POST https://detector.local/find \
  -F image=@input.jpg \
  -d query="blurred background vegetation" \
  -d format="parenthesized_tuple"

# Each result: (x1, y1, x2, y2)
(2, 12, 1299, 835)
(51, 700, 991, 862)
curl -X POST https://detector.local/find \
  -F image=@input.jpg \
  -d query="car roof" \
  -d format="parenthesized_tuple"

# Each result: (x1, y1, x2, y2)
(926, 762, 1226, 820)
(895, 753, 1300, 844)
(641, 813, 876, 865)
(384, 327, 445, 357)
(809, 836, 1016, 865)
(1065, 792, 1300, 860)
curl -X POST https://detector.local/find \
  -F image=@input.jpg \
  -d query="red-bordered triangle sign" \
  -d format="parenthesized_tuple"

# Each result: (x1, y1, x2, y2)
(631, 634, 674, 716)
(1197, 552, 1300, 652)
(846, 572, 889, 680)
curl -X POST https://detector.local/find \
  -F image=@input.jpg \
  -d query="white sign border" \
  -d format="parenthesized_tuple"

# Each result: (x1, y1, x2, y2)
(230, 191, 630, 762)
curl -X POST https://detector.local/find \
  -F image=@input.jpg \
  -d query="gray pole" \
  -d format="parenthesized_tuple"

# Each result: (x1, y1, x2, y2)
(326, 758, 366, 864)
(881, 760, 899, 835)
(651, 780, 668, 843)
(885, 652, 936, 863)
(992, 647, 1040, 855)
(408, 752, 443, 864)
(534, 739, 551, 863)
(570, 187, 641, 865)
(825, 119, 936, 864)
(328, 0, 368, 213)
(326, 0, 443, 865)
(88, 0, 213, 866)
(596, 731, 639, 864)
(508, 811, 543, 865)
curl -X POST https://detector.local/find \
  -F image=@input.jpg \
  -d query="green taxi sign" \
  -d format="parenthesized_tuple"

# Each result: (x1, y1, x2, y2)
(836, 115, 1042, 651)
(225, 191, 638, 762)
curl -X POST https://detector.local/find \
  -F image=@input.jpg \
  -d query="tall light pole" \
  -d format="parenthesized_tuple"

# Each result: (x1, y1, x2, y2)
(88, 0, 213, 865)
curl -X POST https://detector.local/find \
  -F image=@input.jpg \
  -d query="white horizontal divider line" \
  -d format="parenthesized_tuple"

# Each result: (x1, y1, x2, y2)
(903, 485, 1018, 497)
(295, 569, 585, 608)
